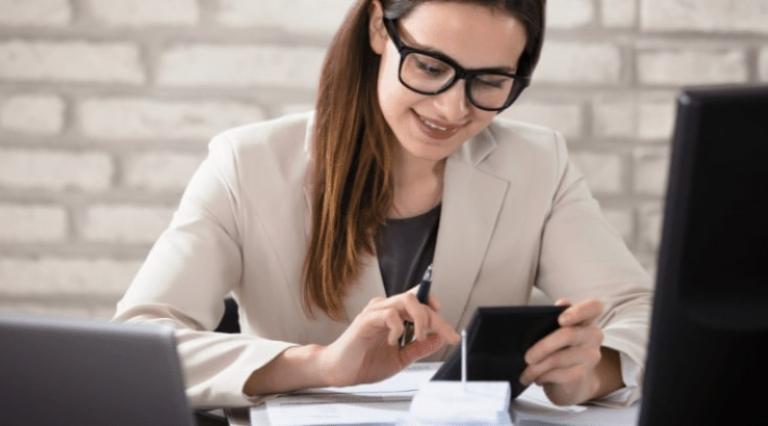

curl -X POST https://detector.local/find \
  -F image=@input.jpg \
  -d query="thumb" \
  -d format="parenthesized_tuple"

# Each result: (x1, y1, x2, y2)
(401, 334, 444, 364)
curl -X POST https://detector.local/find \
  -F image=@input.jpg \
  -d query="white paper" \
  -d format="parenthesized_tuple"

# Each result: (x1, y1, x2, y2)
(261, 363, 440, 426)
(516, 384, 587, 413)
(512, 384, 639, 426)
(408, 381, 512, 425)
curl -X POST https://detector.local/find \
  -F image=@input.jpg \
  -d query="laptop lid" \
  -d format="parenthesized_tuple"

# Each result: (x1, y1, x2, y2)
(0, 314, 194, 426)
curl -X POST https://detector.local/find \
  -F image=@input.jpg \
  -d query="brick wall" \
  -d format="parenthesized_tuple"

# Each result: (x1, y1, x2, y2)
(1, 0, 766, 319)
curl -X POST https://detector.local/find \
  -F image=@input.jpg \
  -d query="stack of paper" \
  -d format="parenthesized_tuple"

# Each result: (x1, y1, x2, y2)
(408, 381, 512, 425)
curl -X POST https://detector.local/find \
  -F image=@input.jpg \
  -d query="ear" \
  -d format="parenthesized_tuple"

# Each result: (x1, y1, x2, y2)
(369, 0, 387, 55)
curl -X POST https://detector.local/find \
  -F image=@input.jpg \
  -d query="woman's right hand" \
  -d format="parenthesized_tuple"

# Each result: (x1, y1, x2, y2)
(317, 290, 460, 387)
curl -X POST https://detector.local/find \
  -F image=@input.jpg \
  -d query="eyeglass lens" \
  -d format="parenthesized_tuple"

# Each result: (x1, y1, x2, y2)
(400, 52, 517, 110)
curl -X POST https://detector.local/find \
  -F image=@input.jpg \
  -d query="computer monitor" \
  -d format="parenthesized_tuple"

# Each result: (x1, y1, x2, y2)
(639, 85, 768, 424)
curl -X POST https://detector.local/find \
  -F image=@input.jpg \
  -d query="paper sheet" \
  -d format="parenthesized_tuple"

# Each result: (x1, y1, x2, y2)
(516, 384, 587, 413)
(262, 363, 439, 426)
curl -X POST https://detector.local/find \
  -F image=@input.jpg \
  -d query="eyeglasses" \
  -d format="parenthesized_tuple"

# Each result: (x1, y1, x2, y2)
(383, 18, 530, 112)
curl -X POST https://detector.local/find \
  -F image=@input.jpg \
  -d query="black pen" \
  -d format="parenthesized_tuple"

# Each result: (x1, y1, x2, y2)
(399, 264, 433, 347)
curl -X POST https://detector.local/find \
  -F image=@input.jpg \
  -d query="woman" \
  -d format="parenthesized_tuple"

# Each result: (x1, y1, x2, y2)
(115, 0, 651, 408)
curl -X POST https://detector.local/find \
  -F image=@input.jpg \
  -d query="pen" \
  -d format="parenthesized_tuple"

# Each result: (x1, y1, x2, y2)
(399, 264, 433, 347)
(461, 329, 467, 388)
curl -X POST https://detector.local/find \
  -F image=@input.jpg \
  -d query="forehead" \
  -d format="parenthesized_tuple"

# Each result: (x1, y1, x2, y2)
(397, 2, 528, 70)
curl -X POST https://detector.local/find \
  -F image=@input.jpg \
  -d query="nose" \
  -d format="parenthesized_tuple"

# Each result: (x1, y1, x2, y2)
(432, 79, 470, 122)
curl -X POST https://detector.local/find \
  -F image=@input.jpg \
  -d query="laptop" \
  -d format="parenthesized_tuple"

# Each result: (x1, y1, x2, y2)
(0, 314, 195, 426)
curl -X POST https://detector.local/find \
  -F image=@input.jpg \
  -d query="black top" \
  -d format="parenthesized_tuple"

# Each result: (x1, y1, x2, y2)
(375, 204, 441, 297)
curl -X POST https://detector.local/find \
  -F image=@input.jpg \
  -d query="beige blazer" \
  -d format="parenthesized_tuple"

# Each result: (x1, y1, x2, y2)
(115, 112, 652, 408)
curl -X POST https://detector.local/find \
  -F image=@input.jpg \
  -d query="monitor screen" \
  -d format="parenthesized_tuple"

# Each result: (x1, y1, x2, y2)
(639, 85, 768, 424)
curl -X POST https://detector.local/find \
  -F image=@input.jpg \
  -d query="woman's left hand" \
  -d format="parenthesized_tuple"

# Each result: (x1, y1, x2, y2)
(519, 298, 608, 406)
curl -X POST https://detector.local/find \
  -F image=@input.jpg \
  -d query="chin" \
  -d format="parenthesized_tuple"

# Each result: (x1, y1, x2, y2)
(405, 139, 460, 162)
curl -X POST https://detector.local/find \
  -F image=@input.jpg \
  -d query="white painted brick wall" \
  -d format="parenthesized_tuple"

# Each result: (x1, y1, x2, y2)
(638, 203, 663, 251)
(637, 98, 676, 140)
(0, 302, 117, 320)
(633, 147, 669, 196)
(215, 0, 351, 34)
(603, 207, 634, 243)
(122, 152, 203, 191)
(501, 101, 583, 138)
(0, 95, 65, 135)
(0, 0, 71, 26)
(536, 42, 622, 84)
(637, 47, 748, 86)
(600, 0, 636, 28)
(0, 257, 141, 296)
(641, 0, 768, 34)
(84, 0, 198, 27)
(760, 47, 768, 82)
(570, 152, 624, 194)
(78, 98, 265, 140)
(0, 1, 762, 318)
(547, 0, 594, 29)
(591, 94, 675, 140)
(157, 45, 326, 89)
(81, 205, 175, 244)
(0, 149, 112, 191)
(0, 204, 68, 243)
(0, 41, 144, 84)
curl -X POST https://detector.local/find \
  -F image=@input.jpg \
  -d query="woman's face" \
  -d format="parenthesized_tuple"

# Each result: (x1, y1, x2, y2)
(369, 1, 527, 165)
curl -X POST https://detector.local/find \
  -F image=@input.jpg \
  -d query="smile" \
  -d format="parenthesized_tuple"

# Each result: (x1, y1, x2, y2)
(412, 110, 465, 139)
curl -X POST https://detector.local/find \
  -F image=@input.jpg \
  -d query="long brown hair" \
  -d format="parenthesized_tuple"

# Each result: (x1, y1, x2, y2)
(303, 0, 546, 320)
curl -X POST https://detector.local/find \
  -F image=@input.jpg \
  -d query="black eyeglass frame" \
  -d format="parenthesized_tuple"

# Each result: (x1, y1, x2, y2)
(383, 17, 531, 112)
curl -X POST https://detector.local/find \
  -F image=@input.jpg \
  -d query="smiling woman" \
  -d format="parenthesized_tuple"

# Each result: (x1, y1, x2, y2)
(113, 0, 651, 410)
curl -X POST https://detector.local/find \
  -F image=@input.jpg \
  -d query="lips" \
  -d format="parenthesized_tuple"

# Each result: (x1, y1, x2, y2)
(412, 110, 465, 141)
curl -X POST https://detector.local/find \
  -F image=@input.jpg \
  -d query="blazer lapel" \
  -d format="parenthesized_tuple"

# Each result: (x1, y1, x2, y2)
(432, 130, 509, 331)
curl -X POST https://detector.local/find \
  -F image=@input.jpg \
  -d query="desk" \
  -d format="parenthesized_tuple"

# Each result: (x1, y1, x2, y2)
(227, 389, 639, 425)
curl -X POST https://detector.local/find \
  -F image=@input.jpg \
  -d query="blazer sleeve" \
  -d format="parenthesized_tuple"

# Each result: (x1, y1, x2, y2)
(535, 131, 653, 406)
(113, 133, 296, 408)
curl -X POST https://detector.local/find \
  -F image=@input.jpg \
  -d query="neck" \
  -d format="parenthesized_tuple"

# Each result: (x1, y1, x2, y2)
(389, 147, 445, 218)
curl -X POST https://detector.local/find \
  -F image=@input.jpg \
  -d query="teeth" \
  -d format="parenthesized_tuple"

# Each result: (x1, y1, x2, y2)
(421, 117, 448, 131)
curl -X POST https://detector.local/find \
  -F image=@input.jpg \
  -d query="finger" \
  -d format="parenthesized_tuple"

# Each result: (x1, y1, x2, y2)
(520, 346, 601, 386)
(525, 326, 584, 365)
(365, 296, 386, 309)
(559, 299, 603, 327)
(426, 309, 460, 345)
(427, 293, 442, 311)
(406, 285, 442, 311)
(401, 333, 445, 364)
(555, 298, 571, 307)
(399, 293, 431, 341)
(374, 293, 457, 344)
(537, 364, 589, 387)
(381, 309, 405, 346)
(527, 325, 603, 366)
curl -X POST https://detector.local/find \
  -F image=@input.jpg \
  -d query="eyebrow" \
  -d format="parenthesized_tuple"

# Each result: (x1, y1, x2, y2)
(398, 26, 518, 74)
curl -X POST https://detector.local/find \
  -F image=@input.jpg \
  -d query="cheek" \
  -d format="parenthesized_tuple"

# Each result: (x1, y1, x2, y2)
(459, 109, 496, 140)
(376, 48, 420, 117)
(472, 110, 497, 128)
